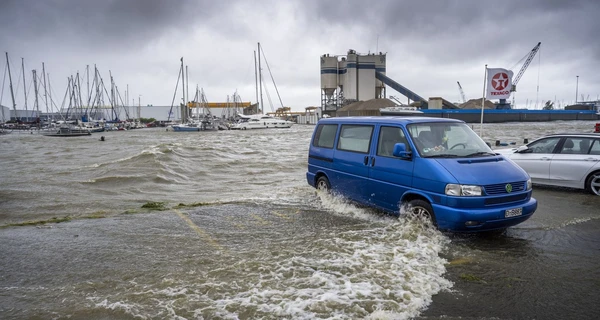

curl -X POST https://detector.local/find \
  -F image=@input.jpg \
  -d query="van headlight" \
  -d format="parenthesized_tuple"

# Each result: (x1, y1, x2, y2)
(526, 178, 532, 190)
(445, 184, 482, 196)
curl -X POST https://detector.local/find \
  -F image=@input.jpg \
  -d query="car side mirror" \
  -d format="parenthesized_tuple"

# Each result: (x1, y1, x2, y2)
(392, 143, 412, 158)
(516, 145, 530, 153)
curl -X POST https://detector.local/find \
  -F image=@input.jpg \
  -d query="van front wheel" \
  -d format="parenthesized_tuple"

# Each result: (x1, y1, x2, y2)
(407, 199, 435, 224)
(316, 176, 331, 192)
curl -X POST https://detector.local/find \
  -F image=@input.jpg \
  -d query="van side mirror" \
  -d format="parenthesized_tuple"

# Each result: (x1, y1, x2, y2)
(392, 143, 412, 158)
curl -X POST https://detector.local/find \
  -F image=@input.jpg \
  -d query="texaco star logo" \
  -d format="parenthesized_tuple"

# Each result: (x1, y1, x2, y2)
(491, 72, 509, 90)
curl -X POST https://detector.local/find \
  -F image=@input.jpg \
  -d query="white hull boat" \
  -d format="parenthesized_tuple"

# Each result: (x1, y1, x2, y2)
(231, 114, 293, 130)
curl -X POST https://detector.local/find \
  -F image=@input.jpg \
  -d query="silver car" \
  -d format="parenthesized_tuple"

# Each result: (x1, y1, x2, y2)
(496, 133, 600, 195)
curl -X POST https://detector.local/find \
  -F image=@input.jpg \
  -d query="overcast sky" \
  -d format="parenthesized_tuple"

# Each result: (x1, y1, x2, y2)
(1, 0, 599, 112)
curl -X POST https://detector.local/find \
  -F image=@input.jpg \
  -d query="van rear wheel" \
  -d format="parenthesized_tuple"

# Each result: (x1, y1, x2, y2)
(316, 176, 331, 192)
(407, 199, 435, 224)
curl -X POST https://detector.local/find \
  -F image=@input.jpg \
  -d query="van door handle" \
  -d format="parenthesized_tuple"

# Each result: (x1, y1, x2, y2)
(364, 156, 369, 165)
(539, 157, 551, 161)
(371, 157, 376, 167)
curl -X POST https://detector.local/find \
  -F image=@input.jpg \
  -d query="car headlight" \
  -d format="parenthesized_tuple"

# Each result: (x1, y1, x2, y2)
(445, 184, 482, 196)
(526, 178, 532, 191)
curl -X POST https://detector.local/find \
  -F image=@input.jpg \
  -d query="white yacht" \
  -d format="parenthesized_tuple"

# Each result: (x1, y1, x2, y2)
(231, 114, 294, 130)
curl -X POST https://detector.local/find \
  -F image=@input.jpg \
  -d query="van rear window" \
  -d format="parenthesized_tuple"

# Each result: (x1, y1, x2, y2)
(313, 124, 337, 148)
(337, 125, 373, 153)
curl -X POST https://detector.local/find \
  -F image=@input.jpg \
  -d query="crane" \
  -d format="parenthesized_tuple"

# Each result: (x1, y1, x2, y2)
(496, 42, 541, 109)
(457, 81, 466, 104)
(511, 42, 541, 93)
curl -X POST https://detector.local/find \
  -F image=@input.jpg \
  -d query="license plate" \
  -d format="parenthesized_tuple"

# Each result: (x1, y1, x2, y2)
(505, 207, 522, 218)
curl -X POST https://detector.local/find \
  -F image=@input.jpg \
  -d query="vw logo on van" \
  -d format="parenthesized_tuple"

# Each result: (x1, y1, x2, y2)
(505, 184, 513, 193)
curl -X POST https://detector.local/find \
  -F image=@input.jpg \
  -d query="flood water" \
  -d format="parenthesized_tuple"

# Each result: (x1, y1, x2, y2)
(1, 120, 599, 319)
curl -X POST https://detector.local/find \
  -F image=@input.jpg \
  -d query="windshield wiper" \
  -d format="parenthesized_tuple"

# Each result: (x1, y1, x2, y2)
(425, 154, 460, 158)
(465, 151, 496, 157)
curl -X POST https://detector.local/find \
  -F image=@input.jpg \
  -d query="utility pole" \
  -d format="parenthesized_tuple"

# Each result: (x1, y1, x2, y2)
(575, 75, 579, 104)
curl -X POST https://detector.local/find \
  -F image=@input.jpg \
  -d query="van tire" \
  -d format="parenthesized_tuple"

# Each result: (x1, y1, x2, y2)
(316, 176, 331, 192)
(407, 199, 435, 223)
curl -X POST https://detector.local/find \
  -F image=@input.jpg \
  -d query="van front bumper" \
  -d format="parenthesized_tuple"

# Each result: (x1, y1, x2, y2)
(432, 197, 537, 232)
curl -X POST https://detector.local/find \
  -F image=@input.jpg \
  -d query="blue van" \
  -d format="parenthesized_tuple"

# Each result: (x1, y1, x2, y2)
(306, 117, 537, 232)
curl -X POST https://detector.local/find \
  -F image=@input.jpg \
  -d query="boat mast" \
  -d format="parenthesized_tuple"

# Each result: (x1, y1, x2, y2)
(259, 44, 285, 112)
(5, 52, 17, 121)
(76, 72, 84, 121)
(47, 72, 54, 121)
(186, 65, 189, 106)
(181, 57, 186, 122)
(254, 50, 259, 114)
(32, 69, 40, 128)
(42, 63, 49, 118)
(258, 42, 264, 114)
(86, 65, 90, 108)
(22, 58, 29, 120)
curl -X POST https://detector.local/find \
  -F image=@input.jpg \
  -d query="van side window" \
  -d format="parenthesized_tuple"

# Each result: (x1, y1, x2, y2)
(337, 125, 373, 153)
(377, 126, 409, 157)
(312, 124, 337, 148)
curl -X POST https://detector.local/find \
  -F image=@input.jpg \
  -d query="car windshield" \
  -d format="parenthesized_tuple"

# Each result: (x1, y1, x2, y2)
(407, 122, 494, 158)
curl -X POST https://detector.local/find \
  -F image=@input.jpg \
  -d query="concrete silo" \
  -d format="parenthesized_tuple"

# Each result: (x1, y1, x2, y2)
(375, 53, 386, 99)
(320, 54, 339, 112)
(320, 49, 389, 114)
(344, 50, 358, 102)
(356, 53, 377, 101)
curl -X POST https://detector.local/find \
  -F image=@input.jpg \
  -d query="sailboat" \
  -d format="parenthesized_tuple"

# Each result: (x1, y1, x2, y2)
(168, 58, 226, 132)
(231, 43, 294, 130)
(173, 86, 225, 131)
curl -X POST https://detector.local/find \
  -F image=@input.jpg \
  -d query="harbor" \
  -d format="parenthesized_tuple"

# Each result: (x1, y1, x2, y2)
(2, 1, 600, 319)
(1, 121, 599, 319)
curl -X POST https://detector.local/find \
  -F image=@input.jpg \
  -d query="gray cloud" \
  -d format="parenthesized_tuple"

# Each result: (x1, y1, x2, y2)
(0, 0, 230, 49)
(1, 0, 599, 111)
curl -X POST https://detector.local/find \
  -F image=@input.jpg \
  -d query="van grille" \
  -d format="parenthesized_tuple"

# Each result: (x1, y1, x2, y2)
(484, 181, 526, 195)
(484, 193, 528, 205)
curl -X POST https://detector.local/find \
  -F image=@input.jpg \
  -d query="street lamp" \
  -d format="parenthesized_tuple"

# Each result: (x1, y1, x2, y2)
(576, 76, 579, 104)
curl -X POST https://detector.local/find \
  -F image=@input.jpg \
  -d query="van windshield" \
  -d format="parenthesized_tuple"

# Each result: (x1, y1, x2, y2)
(407, 122, 494, 158)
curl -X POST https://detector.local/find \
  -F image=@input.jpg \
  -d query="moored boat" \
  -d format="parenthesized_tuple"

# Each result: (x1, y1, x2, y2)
(231, 113, 294, 130)
(43, 125, 92, 137)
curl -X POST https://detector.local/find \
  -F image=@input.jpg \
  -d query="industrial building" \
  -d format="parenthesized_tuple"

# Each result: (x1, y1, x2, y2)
(320, 50, 386, 114)
(319, 48, 599, 122)
(320, 49, 456, 117)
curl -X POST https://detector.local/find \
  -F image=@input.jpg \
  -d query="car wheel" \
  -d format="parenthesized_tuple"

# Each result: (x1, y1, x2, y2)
(316, 176, 330, 192)
(406, 199, 436, 224)
(585, 171, 600, 196)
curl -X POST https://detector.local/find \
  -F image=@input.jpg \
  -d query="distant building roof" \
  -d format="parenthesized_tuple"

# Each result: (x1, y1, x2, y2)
(338, 98, 396, 111)
(458, 98, 496, 109)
